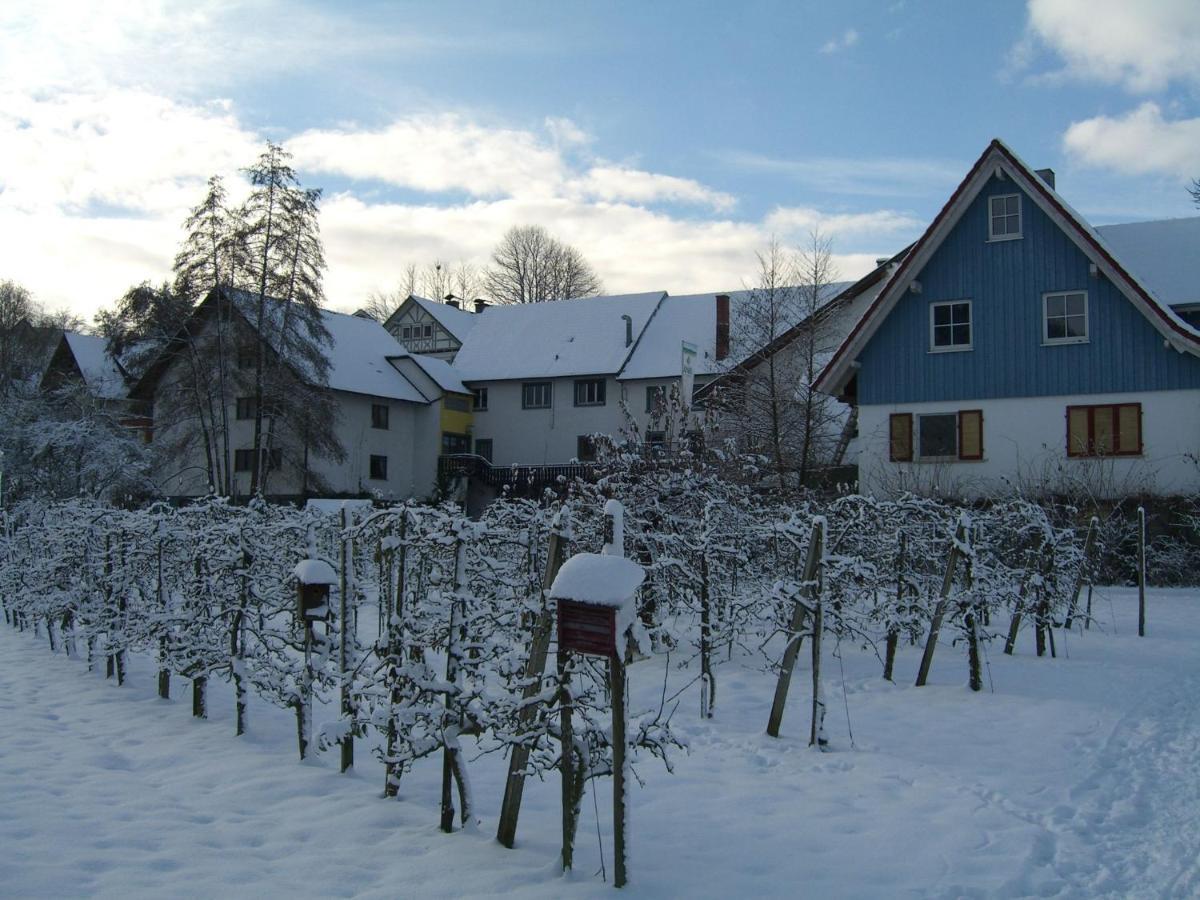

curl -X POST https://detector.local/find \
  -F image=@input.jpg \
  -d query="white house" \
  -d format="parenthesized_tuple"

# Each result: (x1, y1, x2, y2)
(132, 288, 465, 502)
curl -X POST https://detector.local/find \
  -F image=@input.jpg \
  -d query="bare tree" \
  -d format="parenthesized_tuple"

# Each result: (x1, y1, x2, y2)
(483, 225, 603, 304)
(711, 231, 841, 488)
(421, 260, 450, 302)
(450, 260, 482, 303)
(792, 228, 841, 486)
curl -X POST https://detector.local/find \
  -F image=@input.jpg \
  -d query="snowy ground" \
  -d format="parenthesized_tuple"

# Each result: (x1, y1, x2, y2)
(2, 587, 1199, 898)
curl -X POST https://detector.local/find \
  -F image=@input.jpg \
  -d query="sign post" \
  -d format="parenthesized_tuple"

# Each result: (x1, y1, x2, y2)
(680, 341, 697, 411)
(550, 544, 644, 889)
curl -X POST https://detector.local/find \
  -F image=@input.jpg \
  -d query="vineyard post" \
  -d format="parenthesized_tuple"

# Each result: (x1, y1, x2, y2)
(497, 524, 568, 848)
(339, 504, 355, 774)
(915, 517, 968, 688)
(1137, 506, 1146, 637)
(1063, 517, 1097, 631)
(767, 518, 823, 738)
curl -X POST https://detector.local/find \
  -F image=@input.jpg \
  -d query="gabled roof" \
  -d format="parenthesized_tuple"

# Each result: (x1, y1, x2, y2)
(452, 292, 667, 381)
(1094, 217, 1200, 308)
(617, 282, 854, 381)
(815, 139, 1200, 397)
(391, 352, 469, 396)
(130, 288, 430, 404)
(383, 295, 479, 343)
(61, 332, 128, 399)
(411, 296, 479, 340)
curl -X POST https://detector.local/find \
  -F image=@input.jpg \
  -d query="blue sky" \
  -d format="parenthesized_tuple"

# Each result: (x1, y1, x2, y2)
(2, 0, 1198, 320)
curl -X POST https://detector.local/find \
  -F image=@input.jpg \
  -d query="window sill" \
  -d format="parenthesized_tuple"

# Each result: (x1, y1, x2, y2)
(1042, 337, 1089, 347)
(574, 402, 606, 408)
(986, 233, 1022, 243)
(927, 345, 973, 354)
(908, 456, 986, 464)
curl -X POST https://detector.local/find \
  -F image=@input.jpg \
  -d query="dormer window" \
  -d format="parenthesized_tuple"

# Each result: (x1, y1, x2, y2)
(989, 194, 1021, 241)
(930, 300, 972, 352)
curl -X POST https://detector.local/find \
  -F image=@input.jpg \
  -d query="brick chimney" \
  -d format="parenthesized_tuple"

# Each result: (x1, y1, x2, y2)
(473, 298, 488, 314)
(715, 294, 730, 361)
(1035, 168, 1056, 190)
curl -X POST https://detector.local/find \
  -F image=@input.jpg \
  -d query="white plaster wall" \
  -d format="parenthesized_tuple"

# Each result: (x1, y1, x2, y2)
(152, 385, 433, 500)
(468, 376, 698, 465)
(857, 389, 1200, 498)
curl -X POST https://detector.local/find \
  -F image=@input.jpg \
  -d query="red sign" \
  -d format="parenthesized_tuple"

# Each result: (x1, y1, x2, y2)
(558, 599, 617, 656)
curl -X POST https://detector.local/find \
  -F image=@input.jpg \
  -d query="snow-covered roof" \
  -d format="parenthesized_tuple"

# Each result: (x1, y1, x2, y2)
(410, 296, 479, 341)
(293, 558, 337, 585)
(395, 352, 469, 395)
(1094, 218, 1200, 308)
(452, 292, 667, 381)
(224, 289, 428, 403)
(619, 284, 853, 381)
(63, 332, 127, 399)
(549, 552, 645, 608)
(319, 310, 428, 402)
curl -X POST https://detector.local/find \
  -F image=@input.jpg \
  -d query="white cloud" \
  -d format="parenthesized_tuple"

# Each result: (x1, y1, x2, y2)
(820, 28, 860, 54)
(763, 207, 923, 240)
(289, 115, 570, 198)
(575, 166, 736, 211)
(1020, 0, 1200, 92)
(1062, 103, 1200, 178)
(721, 151, 961, 198)
(0, 88, 259, 216)
(0, 85, 917, 322)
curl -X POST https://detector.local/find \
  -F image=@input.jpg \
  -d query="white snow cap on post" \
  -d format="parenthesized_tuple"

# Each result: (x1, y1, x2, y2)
(293, 559, 337, 585)
(602, 498, 625, 557)
(550, 553, 644, 608)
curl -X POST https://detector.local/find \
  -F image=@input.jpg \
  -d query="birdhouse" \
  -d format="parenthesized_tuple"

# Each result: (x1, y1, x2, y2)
(293, 558, 337, 622)
(550, 552, 645, 658)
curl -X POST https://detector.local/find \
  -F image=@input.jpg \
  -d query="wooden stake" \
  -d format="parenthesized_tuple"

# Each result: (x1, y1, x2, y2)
(1137, 506, 1146, 637)
(884, 533, 905, 682)
(612, 654, 628, 888)
(915, 519, 967, 688)
(766, 519, 823, 738)
(809, 585, 825, 747)
(385, 510, 408, 799)
(559, 649, 574, 872)
(498, 530, 567, 848)
(339, 505, 355, 774)
(1063, 517, 1097, 631)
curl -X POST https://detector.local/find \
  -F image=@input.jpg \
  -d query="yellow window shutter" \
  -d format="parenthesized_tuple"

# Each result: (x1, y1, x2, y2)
(1067, 407, 1089, 456)
(1093, 406, 1115, 455)
(889, 413, 913, 462)
(958, 410, 983, 460)
(1116, 404, 1141, 455)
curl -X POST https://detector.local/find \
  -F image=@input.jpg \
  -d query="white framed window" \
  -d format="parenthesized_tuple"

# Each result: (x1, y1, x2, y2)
(929, 300, 972, 352)
(574, 378, 606, 407)
(1043, 291, 1088, 344)
(890, 410, 983, 462)
(989, 194, 1022, 241)
(522, 381, 552, 410)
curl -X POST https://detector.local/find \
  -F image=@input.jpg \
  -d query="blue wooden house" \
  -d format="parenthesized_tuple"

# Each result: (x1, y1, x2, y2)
(816, 139, 1200, 498)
